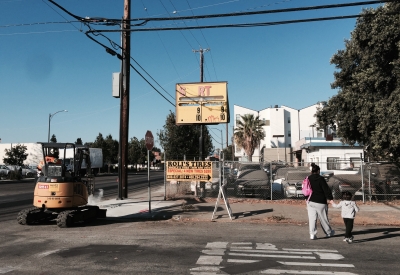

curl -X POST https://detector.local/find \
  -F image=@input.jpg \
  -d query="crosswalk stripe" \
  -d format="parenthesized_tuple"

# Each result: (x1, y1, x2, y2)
(205, 242, 228, 249)
(283, 249, 339, 253)
(261, 269, 358, 274)
(314, 252, 344, 260)
(231, 249, 313, 255)
(227, 259, 261, 263)
(201, 249, 225, 256)
(196, 255, 223, 265)
(277, 262, 355, 267)
(229, 252, 315, 259)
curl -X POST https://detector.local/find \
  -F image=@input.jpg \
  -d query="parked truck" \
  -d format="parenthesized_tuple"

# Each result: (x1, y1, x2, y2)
(60, 148, 103, 176)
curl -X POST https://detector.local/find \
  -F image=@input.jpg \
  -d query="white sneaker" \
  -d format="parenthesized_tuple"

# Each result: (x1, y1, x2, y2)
(326, 230, 335, 238)
(310, 234, 317, 240)
(343, 238, 348, 242)
(347, 236, 354, 243)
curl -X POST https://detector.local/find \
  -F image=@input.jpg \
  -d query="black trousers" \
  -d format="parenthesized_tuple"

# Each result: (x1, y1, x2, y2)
(343, 218, 355, 238)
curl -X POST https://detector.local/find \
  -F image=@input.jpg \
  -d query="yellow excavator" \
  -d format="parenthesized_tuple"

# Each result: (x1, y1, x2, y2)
(17, 142, 106, 228)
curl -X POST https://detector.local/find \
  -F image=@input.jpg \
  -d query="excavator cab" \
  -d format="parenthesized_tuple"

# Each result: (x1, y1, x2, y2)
(17, 142, 105, 228)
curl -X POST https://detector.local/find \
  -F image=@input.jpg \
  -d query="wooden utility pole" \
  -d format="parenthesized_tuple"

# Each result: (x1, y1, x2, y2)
(118, 0, 131, 199)
(193, 48, 209, 161)
(193, 47, 209, 198)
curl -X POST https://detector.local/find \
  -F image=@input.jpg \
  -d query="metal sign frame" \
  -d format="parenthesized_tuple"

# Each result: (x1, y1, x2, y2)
(175, 81, 230, 125)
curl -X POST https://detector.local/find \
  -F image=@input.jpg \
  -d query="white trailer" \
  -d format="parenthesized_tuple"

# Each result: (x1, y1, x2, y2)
(60, 148, 103, 176)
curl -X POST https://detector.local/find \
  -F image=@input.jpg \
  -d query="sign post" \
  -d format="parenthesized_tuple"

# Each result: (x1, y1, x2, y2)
(145, 131, 154, 214)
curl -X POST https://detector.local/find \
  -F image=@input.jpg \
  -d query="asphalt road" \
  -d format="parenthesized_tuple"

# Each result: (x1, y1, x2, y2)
(0, 171, 165, 223)
(0, 218, 399, 274)
(1, 172, 399, 274)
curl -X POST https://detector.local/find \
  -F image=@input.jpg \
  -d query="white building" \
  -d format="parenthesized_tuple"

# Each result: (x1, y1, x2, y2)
(233, 103, 363, 165)
(0, 143, 43, 166)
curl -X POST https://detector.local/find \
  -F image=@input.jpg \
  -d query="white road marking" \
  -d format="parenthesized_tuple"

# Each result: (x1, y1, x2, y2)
(35, 249, 64, 258)
(196, 255, 223, 265)
(314, 252, 344, 260)
(190, 272, 219, 275)
(278, 262, 355, 267)
(229, 252, 315, 259)
(193, 242, 357, 274)
(283, 249, 339, 253)
(261, 269, 358, 274)
(257, 243, 278, 250)
(227, 259, 261, 263)
(201, 249, 225, 256)
(205, 242, 228, 249)
(231, 249, 313, 255)
(0, 267, 15, 274)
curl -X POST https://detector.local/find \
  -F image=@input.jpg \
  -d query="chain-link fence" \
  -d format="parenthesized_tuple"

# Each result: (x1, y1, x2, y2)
(165, 160, 400, 203)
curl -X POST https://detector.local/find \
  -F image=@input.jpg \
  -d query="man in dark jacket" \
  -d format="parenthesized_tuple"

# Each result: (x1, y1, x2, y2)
(307, 163, 334, 240)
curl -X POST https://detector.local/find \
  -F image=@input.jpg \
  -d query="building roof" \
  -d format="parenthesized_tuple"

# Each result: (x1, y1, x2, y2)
(299, 137, 362, 150)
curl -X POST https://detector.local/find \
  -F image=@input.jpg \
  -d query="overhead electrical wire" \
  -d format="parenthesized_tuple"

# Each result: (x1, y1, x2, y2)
(45, 0, 176, 107)
(44, 0, 396, 108)
(84, 0, 394, 26)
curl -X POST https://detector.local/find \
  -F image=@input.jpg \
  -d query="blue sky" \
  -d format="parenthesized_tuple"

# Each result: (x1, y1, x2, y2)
(0, 0, 380, 150)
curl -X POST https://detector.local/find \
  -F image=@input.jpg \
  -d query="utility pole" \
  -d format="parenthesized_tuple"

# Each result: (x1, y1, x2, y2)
(118, 0, 131, 199)
(193, 48, 209, 161)
(193, 47, 209, 198)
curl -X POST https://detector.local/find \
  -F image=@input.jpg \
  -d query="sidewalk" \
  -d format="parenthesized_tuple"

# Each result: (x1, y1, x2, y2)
(4, 178, 399, 226)
(94, 189, 400, 226)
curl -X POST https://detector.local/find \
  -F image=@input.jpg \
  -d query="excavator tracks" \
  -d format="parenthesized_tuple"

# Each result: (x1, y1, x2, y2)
(17, 207, 54, 225)
(56, 210, 75, 228)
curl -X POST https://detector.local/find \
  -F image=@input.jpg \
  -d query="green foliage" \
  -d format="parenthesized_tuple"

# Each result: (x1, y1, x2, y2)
(92, 133, 119, 165)
(3, 144, 28, 166)
(75, 138, 83, 145)
(317, 2, 400, 161)
(222, 145, 238, 161)
(50, 134, 57, 143)
(234, 114, 265, 161)
(128, 138, 160, 166)
(128, 137, 146, 165)
(158, 111, 213, 160)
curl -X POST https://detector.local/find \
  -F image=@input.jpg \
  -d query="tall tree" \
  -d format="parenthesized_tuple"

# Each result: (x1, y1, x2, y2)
(316, 2, 400, 161)
(75, 138, 83, 145)
(234, 114, 265, 162)
(50, 134, 57, 143)
(92, 133, 119, 170)
(158, 111, 213, 160)
(128, 137, 147, 167)
(222, 145, 237, 161)
(3, 144, 28, 166)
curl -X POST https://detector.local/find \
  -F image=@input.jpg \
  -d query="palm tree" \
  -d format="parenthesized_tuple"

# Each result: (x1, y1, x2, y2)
(234, 114, 265, 162)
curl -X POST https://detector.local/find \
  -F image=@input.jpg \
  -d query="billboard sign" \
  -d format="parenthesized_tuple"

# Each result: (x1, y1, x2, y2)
(175, 81, 229, 125)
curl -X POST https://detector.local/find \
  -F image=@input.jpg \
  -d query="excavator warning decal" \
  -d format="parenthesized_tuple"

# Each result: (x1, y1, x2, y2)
(49, 184, 59, 191)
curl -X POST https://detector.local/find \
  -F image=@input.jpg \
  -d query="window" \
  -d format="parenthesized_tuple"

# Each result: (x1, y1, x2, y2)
(327, 157, 340, 170)
(288, 130, 291, 137)
(349, 157, 361, 169)
(288, 118, 291, 123)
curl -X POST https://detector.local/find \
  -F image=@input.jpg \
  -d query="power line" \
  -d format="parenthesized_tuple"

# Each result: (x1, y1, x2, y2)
(44, 0, 176, 107)
(83, 0, 393, 26)
(98, 13, 389, 33)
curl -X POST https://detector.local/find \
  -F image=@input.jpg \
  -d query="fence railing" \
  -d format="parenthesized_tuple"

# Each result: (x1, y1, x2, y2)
(164, 160, 400, 203)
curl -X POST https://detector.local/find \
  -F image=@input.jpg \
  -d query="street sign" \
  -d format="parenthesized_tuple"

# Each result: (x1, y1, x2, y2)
(175, 81, 230, 125)
(145, 130, 154, 151)
(166, 161, 213, 182)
